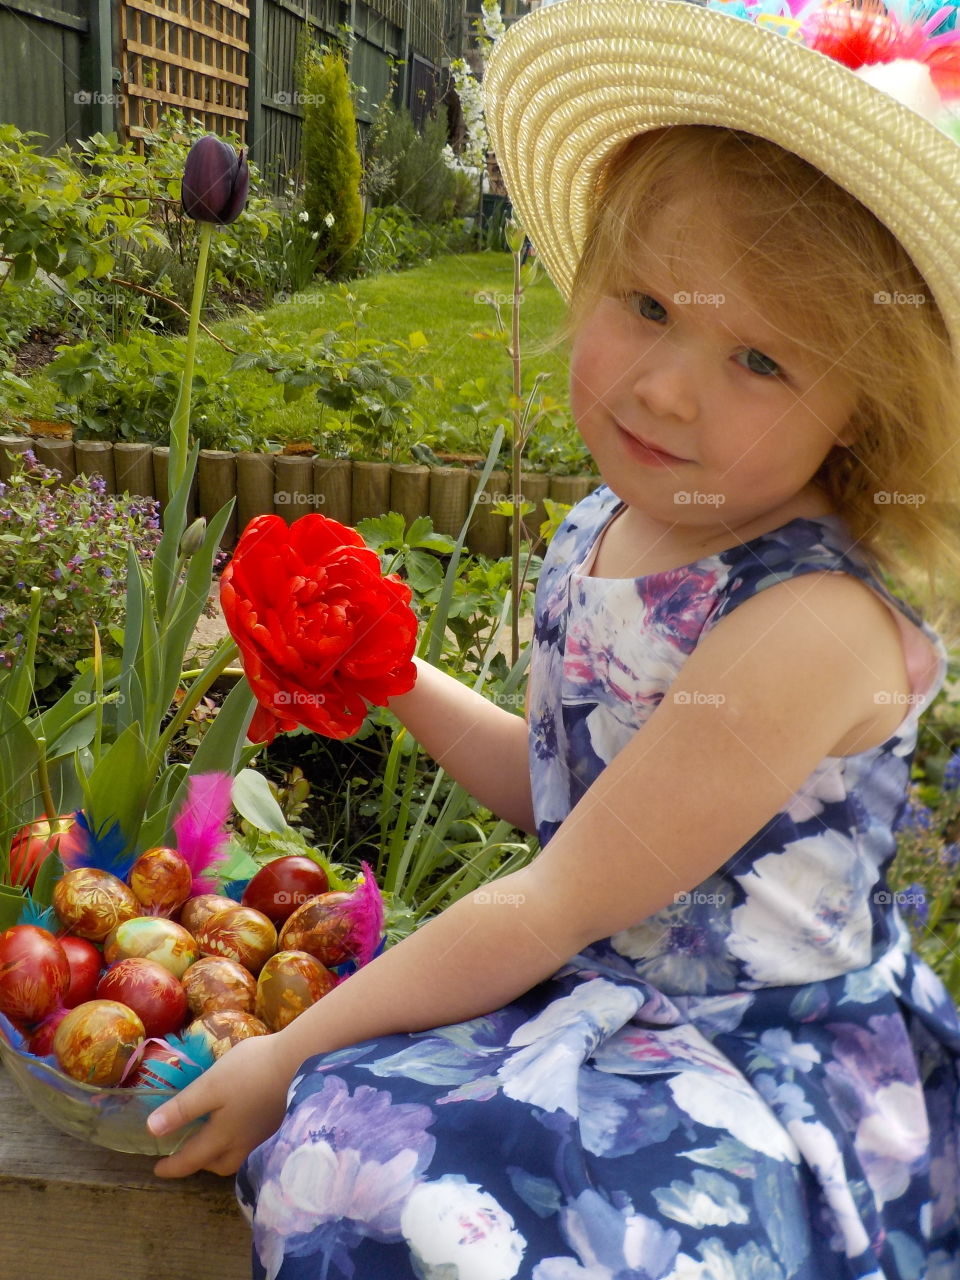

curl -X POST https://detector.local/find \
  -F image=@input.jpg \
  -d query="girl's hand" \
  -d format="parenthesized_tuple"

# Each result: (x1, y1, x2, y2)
(147, 1033, 291, 1178)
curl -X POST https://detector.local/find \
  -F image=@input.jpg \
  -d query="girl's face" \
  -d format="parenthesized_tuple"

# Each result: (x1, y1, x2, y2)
(569, 201, 858, 536)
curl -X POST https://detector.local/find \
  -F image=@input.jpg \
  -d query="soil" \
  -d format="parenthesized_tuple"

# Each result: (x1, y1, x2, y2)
(12, 326, 67, 377)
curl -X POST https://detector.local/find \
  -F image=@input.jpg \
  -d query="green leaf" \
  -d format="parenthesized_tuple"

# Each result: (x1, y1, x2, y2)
(404, 548, 445, 594)
(356, 512, 407, 551)
(80, 722, 150, 855)
(0, 885, 27, 930)
(231, 768, 287, 835)
(32, 850, 64, 909)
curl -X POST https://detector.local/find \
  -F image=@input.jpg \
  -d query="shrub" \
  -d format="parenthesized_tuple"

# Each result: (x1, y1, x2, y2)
(368, 105, 458, 225)
(0, 453, 161, 689)
(301, 50, 364, 277)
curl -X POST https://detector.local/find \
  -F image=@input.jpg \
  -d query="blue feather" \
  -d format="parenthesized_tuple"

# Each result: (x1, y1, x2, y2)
(69, 809, 138, 881)
(222, 877, 250, 903)
(16, 895, 57, 930)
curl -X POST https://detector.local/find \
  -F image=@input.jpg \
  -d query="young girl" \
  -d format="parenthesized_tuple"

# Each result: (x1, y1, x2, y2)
(149, 1, 960, 1275)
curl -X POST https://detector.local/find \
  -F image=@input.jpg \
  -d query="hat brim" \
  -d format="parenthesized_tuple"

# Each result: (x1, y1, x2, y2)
(483, 0, 960, 351)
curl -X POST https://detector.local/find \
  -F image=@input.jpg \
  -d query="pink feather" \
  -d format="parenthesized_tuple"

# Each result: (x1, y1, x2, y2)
(349, 862, 385, 969)
(172, 772, 234, 895)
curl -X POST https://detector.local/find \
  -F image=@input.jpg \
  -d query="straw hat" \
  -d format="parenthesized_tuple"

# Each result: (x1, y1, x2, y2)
(482, 0, 960, 350)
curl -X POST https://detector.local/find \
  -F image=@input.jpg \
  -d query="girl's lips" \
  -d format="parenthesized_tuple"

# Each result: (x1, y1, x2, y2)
(616, 424, 689, 466)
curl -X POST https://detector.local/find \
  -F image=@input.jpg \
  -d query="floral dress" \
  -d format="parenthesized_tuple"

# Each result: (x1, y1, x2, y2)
(237, 485, 960, 1280)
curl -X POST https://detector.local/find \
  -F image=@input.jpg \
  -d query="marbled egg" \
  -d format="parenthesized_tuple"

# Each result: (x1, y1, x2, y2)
(53, 999, 144, 1085)
(182, 956, 257, 1019)
(187, 1009, 269, 1060)
(179, 893, 238, 936)
(128, 846, 193, 916)
(193, 904, 277, 975)
(255, 950, 337, 1032)
(103, 916, 200, 978)
(278, 892, 356, 967)
(53, 868, 141, 941)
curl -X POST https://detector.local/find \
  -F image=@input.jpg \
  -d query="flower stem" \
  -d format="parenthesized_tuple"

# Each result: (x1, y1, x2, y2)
(169, 221, 213, 495)
(151, 636, 239, 769)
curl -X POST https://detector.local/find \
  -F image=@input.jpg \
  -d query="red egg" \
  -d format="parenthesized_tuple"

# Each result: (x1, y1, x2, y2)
(128, 846, 193, 916)
(103, 916, 199, 978)
(193, 904, 277, 975)
(181, 956, 257, 1019)
(97, 957, 188, 1038)
(60, 935, 103, 1008)
(187, 1009, 269, 1060)
(278, 892, 357, 967)
(53, 867, 140, 941)
(179, 893, 238, 936)
(28, 1006, 70, 1057)
(8, 814, 76, 891)
(123, 1039, 194, 1089)
(0, 924, 70, 1025)
(53, 999, 144, 1085)
(242, 856, 330, 925)
(256, 950, 337, 1032)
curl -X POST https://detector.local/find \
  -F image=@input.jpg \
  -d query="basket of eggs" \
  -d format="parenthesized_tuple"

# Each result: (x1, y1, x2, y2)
(0, 792, 383, 1156)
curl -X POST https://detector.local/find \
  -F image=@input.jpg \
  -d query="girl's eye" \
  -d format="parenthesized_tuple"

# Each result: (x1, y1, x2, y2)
(626, 292, 668, 323)
(739, 348, 782, 377)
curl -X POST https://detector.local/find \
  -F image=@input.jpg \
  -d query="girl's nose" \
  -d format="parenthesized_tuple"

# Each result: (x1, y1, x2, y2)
(630, 350, 699, 423)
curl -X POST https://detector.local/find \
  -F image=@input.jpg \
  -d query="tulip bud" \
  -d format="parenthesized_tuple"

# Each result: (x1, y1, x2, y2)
(179, 516, 207, 558)
(181, 135, 250, 224)
(504, 218, 526, 255)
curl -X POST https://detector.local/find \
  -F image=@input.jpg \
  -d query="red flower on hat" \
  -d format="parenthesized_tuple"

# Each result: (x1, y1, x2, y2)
(220, 514, 418, 743)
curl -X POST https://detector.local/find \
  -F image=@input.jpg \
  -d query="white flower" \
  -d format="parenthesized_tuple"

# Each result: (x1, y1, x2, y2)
(297, 210, 309, 223)
(401, 1176, 525, 1279)
(784, 1119, 871, 1257)
(323, 212, 335, 228)
(668, 1068, 800, 1162)
(782, 757, 847, 822)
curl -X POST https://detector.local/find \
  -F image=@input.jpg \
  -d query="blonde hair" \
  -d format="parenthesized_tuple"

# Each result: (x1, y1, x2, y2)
(548, 126, 960, 633)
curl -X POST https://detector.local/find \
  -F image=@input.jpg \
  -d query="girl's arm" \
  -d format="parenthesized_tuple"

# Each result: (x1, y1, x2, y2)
(150, 570, 904, 1177)
(385, 656, 536, 834)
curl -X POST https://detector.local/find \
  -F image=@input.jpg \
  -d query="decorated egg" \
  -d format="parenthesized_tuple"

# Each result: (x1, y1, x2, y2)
(53, 867, 140, 941)
(193, 904, 277, 975)
(179, 894, 238, 936)
(0, 924, 70, 1025)
(28, 1007, 70, 1057)
(278, 892, 357, 967)
(187, 1009, 269, 1060)
(128, 846, 193, 916)
(122, 1039, 194, 1089)
(60, 935, 103, 1009)
(255, 950, 337, 1032)
(242, 856, 330, 925)
(182, 956, 257, 1019)
(103, 916, 199, 978)
(53, 999, 145, 1085)
(96, 957, 188, 1038)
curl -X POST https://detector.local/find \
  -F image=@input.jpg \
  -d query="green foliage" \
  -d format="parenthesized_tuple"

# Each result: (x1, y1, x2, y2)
(356, 205, 474, 277)
(46, 335, 271, 449)
(368, 105, 458, 225)
(301, 51, 364, 277)
(0, 453, 161, 690)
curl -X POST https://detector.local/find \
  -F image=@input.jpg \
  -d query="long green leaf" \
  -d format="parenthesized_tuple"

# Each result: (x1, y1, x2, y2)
(152, 442, 199, 624)
(232, 768, 287, 835)
(79, 722, 150, 855)
(161, 678, 256, 833)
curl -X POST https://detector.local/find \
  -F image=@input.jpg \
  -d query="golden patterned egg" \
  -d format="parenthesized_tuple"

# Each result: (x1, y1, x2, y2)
(128, 846, 193, 916)
(255, 949, 338, 1032)
(187, 1009, 270, 1060)
(53, 999, 145, 1085)
(53, 868, 141, 941)
(179, 893, 238, 936)
(182, 956, 257, 1018)
(103, 916, 200, 978)
(278, 892, 355, 967)
(193, 904, 277, 976)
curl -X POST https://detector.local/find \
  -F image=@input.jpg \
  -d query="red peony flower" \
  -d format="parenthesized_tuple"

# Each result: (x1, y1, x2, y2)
(220, 514, 418, 743)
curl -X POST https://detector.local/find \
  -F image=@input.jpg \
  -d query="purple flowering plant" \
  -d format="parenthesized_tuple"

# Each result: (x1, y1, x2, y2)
(0, 452, 160, 690)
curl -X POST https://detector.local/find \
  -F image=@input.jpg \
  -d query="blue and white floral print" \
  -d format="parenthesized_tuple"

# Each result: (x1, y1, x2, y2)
(238, 486, 960, 1279)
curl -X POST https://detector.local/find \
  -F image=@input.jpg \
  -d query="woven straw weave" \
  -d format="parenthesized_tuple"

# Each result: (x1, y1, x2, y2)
(482, 0, 960, 351)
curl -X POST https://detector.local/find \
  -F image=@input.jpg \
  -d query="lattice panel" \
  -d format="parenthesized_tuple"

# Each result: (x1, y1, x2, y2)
(119, 0, 250, 146)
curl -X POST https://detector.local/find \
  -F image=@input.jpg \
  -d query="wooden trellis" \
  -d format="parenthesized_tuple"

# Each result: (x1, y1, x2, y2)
(119, 0, 250, 146)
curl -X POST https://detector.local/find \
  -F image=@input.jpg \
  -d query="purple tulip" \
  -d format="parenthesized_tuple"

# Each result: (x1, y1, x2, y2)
(181, 134, 250, 224)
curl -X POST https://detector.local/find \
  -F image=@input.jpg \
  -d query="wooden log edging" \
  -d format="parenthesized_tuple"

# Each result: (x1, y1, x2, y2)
(0, 435, 602, 554)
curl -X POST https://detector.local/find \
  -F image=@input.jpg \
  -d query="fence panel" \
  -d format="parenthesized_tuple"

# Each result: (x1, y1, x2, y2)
(118, 0, 250, 146)
(0, 0, 89, 148)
